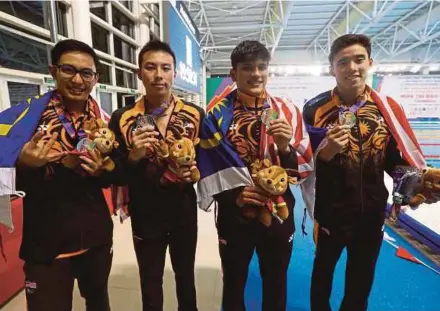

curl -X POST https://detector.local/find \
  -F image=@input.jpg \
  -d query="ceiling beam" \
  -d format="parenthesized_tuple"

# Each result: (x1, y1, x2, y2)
(358, 0, 402, 34)
(372, 1, 430, 40)
(201, 45, 275, 51)
(187, 0, 440, 72)
(307, 1, 347, 50)
(393, 31, 440, 56)
(331, 0, 374, 40)
(369, 1, 440, 57)
(196, 0, 216, 62)
(213, 31, 262, 45)
(268, 0, 295, 56)
(200, 24, 275, 32)
(393, 2, 440, 41)
(260, 0, 272, 44)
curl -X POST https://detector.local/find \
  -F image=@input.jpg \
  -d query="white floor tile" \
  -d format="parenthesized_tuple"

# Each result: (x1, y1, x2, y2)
(0, 208, 222, 311)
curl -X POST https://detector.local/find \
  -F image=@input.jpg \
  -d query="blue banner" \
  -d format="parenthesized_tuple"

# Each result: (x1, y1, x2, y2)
(163, 1, 201, 94)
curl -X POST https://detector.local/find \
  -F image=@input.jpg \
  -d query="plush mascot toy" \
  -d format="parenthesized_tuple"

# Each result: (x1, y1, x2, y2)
(161, 131, 200, 183)
(62, 119, 119, 172)
(390, 165, 440, 222)
(244, 159, 300, 227)
(409, 167, 440, 207)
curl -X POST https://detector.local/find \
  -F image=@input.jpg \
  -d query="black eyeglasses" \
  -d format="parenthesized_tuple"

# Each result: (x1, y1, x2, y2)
(55, 64, 98, 82)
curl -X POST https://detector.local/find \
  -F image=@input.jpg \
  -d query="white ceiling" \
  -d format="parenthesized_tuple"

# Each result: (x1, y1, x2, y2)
(185, 0, 440, 75)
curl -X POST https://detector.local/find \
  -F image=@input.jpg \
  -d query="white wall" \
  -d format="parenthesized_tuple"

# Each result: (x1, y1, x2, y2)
(266, 75, 336, 109)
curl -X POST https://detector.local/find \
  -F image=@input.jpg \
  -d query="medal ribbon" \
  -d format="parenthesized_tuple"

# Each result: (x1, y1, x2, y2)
(340, 96, 367, 114)
(337, 88, 368, 115)
(52, 93, 95, 141)
(144, 95, 174, 117)
(258, 97, 275, 161)
(337, 91, 368, 127)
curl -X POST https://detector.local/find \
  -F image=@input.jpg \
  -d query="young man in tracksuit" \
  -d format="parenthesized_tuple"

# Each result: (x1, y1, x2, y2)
(198, 40, 313, 311)
(303, 34, 411, 311)
(15, 40, 113, 311)
(109, 40, 204, 311)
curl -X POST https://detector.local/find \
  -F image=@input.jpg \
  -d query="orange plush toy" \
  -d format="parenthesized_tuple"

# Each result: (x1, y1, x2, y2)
(62, 119, 119, 172)
(390, 166, 440, 222)
(409, 167, 440, 207)
(161, 131, 201, 183)
(244, 159, 300, 227)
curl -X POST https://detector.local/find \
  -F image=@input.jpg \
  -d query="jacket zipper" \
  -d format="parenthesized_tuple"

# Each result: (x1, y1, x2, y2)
(256, 97, 260, 157)
(357, 116, 364, 213)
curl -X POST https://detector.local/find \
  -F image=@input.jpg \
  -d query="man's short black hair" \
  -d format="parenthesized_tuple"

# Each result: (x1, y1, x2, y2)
(138, 40, 176, 68)
(230, 40, 271, 69)
(51, 39, 99, 67)
(329, 34, 372, 64)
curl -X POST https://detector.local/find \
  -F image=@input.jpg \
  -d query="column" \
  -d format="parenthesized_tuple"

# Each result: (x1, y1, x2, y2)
(202, 63, 207, 109)
(71, 0, 93, 45)
(71, 0, 95, 97)
(139, 22, 151, 46)
(138, 21, 150, 94)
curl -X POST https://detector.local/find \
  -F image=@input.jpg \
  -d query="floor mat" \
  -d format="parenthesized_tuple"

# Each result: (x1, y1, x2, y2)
(245, 187, 440, 311)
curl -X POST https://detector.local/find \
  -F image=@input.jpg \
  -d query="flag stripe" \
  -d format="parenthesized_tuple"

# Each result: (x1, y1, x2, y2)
(264, 96, 313, 180)
(373, 91, 426, 169)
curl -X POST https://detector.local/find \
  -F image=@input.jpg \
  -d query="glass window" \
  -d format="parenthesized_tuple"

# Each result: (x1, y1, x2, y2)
(90, 1, 107, 21)
(0, 1, 67, 38)
(152, 22, 160, 39)
(116, 68, 136, 89)
(112, 6, 134, 38)
(119, 1, 133, 12)
(0, 19, 48, 41)
(0, 29, 49, 73)
(149, 3, 159, 16)
(99, 92, 113, 115)
(7, 82, 40, 106)
(0, 1, 45, 28)
(117, 92, 135, 109)
(97, 61, 112, 85)
(113, 36, 135, 63)
(91, 22, 110, 54)
(56, 2, 68, 37)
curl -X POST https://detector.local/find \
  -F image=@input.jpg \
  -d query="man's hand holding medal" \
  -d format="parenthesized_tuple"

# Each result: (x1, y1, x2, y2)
(262, 108, 294, 155)
(130, 115, 197, 185)
(317, 112, 353, 162)
(129, 115, 160, 163)
(19, 130, 108, 177)
(79, 146, 106, 176)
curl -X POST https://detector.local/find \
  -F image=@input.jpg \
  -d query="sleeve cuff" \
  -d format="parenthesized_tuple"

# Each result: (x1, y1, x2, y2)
(279, 145, 298, 169)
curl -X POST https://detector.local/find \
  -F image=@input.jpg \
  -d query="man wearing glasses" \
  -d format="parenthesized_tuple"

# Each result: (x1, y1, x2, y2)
(9, 39, 114, 311)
